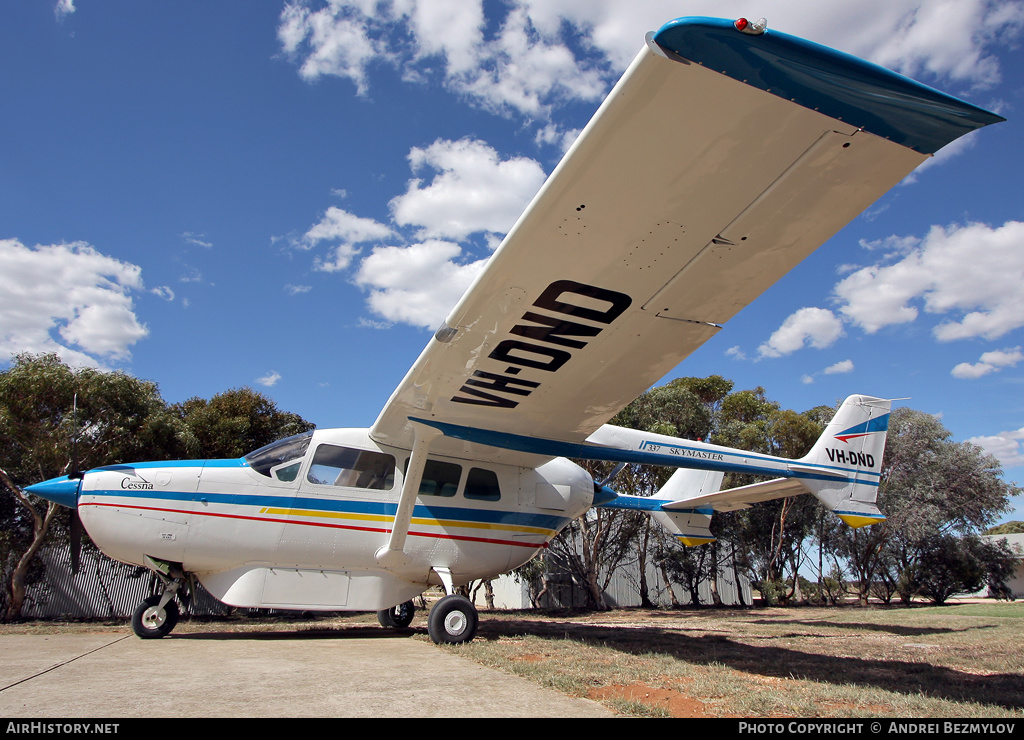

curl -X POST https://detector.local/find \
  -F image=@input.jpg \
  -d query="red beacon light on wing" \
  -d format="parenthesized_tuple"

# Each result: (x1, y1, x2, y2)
(734, 17, 768, 35)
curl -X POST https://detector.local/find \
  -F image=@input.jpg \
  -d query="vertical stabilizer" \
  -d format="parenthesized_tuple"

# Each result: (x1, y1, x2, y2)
(795, 395, 891, 527)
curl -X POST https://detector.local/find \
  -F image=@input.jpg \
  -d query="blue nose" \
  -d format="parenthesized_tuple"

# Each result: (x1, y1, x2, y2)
(24, 475, 81, 508)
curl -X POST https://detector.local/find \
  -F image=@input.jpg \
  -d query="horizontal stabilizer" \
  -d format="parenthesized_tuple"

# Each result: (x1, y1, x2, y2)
(661, 477, 805, 513)
(651, 468, 724, 547)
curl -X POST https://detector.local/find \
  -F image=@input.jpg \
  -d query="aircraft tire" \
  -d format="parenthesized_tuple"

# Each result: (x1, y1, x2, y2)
(427, 594, 478, 644)
(131, 594, 179, 639)
(377, 600, 416, 629)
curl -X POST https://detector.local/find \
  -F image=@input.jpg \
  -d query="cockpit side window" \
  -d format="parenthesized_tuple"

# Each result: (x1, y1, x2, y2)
(245, 432, 313, 477)
(307, 444, 396, 490)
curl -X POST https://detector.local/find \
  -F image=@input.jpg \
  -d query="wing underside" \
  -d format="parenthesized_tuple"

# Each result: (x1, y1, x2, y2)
(369, 18, 1001, 464)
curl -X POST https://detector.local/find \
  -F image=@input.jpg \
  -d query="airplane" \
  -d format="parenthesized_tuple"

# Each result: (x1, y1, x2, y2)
(26, 16, 1003, 644)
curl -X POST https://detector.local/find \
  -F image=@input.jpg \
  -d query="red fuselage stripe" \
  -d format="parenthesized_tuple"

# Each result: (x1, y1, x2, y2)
(80, 501, 547, 549)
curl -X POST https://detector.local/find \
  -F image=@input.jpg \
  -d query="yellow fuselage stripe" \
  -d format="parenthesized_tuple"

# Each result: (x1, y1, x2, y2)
(258, 506, 553, 536)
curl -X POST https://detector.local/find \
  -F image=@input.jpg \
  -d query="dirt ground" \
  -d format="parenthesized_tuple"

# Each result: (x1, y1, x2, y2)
(3, 601, 1022, 718)
(458, 602, 1024, 717)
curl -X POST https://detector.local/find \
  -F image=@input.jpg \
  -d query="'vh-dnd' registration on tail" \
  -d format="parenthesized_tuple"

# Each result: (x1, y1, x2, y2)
(27, 17, 1004, 643)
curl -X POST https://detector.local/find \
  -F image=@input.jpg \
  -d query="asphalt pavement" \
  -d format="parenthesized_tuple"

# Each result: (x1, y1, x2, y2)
(0, 628, 615, 718)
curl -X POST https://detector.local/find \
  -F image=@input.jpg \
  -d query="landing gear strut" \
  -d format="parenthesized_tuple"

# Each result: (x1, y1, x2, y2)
(131, 557, 188, 639)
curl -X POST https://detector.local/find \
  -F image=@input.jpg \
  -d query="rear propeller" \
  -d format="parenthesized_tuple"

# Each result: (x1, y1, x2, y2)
(67, 393, 83, 575)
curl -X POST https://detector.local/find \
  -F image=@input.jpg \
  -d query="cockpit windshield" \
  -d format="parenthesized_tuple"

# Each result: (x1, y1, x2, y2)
(244, 431, 313, 477)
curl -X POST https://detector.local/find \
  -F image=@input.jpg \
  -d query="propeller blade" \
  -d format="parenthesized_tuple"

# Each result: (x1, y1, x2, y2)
(70, 510, 82, 575)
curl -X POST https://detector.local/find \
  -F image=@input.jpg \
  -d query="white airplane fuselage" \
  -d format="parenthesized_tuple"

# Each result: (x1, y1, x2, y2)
(77, 427, 594, 613)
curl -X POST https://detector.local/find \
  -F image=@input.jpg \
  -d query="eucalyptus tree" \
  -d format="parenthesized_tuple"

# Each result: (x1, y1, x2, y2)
(545, 381, 712, 609)
(831, 407, 1017, 605)
(171, 387, 314, 460)
(712, 389, 829, 604)
(0, 354, 315, 621)
(0, 353, 186, 620)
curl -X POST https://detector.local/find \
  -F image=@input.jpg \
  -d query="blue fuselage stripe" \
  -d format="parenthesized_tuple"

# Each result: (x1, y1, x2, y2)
(409, 416, 880, 488)
(82, 488, 568, 530)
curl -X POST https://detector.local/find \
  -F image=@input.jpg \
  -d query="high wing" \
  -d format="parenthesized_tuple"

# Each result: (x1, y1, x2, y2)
(369, 17, 1002, 464)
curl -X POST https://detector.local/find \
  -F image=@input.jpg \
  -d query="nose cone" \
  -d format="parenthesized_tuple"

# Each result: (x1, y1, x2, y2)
(24, 475, 81, 508)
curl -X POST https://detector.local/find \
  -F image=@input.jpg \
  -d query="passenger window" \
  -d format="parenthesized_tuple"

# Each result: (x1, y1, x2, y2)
(307, 445, 396, 490)
(403, 459, 462, 497)
(464, 467, 500, 501)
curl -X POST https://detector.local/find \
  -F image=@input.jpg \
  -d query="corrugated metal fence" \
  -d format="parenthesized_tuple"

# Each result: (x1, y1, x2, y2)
(21, 546, 229, 619)
(485, 548, 752, 610)
(19, 544, 751, 619)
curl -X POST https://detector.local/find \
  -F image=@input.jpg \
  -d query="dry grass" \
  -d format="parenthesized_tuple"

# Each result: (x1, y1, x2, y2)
(3, 600, 1022, 718)
(443, 601, 1024, 718)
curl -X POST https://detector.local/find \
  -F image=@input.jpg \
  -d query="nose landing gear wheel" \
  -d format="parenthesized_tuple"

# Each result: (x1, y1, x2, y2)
(427, 594, 478, 644)
(377, 600, 416, 629)
(131, 594, 180, 639)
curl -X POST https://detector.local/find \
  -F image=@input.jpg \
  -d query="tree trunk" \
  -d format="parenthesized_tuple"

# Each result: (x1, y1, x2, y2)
(636, 518, 654, 608)
(1, 469, 59, 622)
(709, 543, 723, 606)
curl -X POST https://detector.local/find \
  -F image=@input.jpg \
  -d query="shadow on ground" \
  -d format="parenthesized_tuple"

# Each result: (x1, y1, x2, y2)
(473, 616, 1023, 711)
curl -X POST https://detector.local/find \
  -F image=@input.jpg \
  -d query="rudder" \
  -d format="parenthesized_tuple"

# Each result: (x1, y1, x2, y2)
(796, 395, 891, 527)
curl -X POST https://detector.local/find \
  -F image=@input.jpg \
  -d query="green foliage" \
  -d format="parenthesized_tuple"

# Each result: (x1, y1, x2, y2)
(584, 377, 1018, 610)
(913, 534, 990, 604)
(171, 387, 315, 460)
(827, 407, 1019, 605)
(0, 353, 186, 487)
(987, 521, 1024, 535)
(0, 353, 314, 620)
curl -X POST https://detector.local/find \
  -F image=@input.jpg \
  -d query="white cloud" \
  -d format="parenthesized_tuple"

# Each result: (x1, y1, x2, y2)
(278, 1, 1022, 123)
(290, 139, 542, 327)
(725, 345, 746, 361)
(282, 3, 1024, 333)
(835, 221, 1024, 340)
(967, 428, 1024, 469)
(758, 307, 844, 358)
(951, 346, 1024, 379)
(297, 207, 395, 272)
(277, 2, 379, 94)
(390, 138, 546, 241)
(0, 239, 148, 367)
(182, 232, 213, 248)
(354, 240, 488, 328)
(447, 6, 608, 117)
(54, 0, 74, 21)
(178, 266, 204, 284)
(313, 244, 360, 273)
(284, 284, 312, 295)
(762, 221, 1024, 360)
(277, 1, 609, 119)
(534, 123, 580, 153)
(824, 359, 855, 375)
(150, 286, 175, 301)
(256, 371, 282, 387)
(298, 206, 393, 250)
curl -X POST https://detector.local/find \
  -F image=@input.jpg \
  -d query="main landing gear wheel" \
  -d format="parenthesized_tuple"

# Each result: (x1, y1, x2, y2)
(427, 594, 478, 644)
(131, 594, 180, 639)
(377, 600, 416, 629)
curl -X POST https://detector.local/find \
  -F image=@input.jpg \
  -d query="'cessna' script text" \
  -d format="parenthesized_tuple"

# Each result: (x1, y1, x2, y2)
(121, 478, 154, 490)
(450, 280, 632, 408)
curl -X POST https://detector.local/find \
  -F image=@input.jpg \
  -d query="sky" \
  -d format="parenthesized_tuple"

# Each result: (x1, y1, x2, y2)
(2, 1, 1024, 522)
